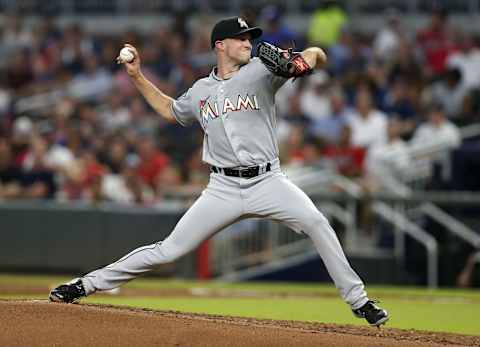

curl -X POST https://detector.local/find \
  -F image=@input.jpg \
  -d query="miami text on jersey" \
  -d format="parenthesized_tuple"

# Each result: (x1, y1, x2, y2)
(200, 94, 260, 126)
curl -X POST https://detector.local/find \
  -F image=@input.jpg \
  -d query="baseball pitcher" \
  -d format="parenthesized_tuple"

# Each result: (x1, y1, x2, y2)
(50, 17, 389, 327)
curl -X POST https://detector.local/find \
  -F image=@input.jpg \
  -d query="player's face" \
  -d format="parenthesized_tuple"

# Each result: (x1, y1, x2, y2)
(224, 33, 252, 65)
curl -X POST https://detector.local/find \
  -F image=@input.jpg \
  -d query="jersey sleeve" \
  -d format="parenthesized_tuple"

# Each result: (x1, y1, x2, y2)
(171, 88, 196, 127)
(268, 73, 289, 93)
(251, 57, 289, 93)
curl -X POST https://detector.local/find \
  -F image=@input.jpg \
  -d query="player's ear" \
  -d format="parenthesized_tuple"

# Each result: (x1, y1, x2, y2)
(215, 40, 225, 52)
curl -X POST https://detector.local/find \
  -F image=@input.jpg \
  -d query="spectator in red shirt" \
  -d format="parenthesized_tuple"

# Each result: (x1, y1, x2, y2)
(136, 136, 170, 189)
(279, 124, 308, 166)
(63, 150, 105, 202)
(417, 7, 456, 76)
(323, 125, 365, 177)
(11, 116, 34, 168)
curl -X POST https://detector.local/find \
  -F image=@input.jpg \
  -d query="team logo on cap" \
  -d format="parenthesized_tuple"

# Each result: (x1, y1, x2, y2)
(238, 18, 248, 29)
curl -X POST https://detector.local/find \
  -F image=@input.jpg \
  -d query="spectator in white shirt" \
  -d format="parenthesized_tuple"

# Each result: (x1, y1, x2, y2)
(348, 89, 388, 148)
(361, 119, 411, 234)
(365, 118, 411, 187)
(373, 8, 404, 62)
(447, 33, 480, 89)
(423, 67, 470, 119)
(412, 103, 461, 149)
(299, 71, 332, 121)
(411, 103, 461, 181)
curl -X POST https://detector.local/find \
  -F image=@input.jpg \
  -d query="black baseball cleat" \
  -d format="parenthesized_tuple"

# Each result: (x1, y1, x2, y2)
(49, 278, 86, 303)
(352, 300, 389, 327)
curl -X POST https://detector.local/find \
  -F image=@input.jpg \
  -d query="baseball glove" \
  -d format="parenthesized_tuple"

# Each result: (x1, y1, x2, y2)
(257, 41, 313, 79)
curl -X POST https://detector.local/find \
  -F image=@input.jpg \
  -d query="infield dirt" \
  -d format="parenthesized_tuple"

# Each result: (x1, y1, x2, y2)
(1, 300, 479, 347)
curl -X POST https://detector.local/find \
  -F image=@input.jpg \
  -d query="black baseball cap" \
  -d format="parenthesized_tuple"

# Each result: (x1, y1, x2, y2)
(210, 17, 262, 49)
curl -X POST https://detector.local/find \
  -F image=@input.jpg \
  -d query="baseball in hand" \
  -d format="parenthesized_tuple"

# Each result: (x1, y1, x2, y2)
(119, 47, 134, 63)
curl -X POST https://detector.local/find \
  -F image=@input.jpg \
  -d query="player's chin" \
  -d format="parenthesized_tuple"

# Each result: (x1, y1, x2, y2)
(238, 55, 251, 65)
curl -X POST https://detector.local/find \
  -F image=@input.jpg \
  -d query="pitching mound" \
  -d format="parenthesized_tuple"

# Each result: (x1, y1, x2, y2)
(1, 300, 478, 347)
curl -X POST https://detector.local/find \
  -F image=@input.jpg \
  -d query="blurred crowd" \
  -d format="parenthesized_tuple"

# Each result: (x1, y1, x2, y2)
(0, 3, 478, 205)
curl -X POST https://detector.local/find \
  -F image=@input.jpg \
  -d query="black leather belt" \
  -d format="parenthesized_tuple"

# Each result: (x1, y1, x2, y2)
(211, 163, 271, 178)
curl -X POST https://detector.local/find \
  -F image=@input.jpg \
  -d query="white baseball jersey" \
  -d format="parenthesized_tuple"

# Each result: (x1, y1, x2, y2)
(172, 58, 286, 168)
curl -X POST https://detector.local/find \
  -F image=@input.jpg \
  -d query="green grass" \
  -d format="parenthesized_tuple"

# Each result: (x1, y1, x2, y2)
(2, 273, 480, 298)
(81, 296, 478, 335)
(1, 273, 479, 335)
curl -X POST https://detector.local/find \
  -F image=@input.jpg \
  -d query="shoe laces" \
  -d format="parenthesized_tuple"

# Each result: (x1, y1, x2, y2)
(73, 281, 86, 295)
(61, 280, 85, 298)
(365, 300, 384, 313)
(358, 300, 381, 312)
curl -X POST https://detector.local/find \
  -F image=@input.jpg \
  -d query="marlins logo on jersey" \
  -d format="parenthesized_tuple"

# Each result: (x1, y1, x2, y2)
(199, 94, 260, 126)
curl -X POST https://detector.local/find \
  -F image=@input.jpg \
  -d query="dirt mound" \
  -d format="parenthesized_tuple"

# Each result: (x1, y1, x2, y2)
(1, 300, 478, 346)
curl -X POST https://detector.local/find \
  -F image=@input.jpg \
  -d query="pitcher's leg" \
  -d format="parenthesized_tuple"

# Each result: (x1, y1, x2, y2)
(82, 189, 243, 295)
(248, 173, 368, 309)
